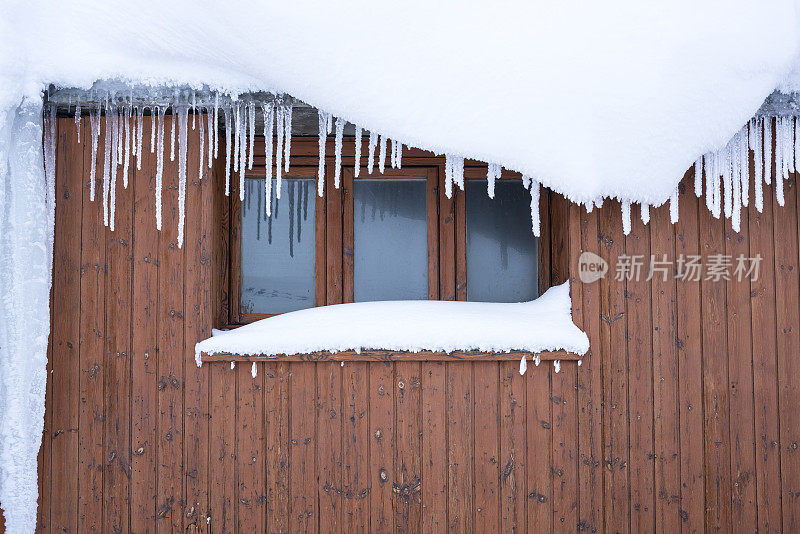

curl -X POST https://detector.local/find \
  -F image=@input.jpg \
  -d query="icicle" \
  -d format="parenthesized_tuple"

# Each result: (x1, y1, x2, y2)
(693, 157, 702, 197)
(109, 107, 119, 231)
(578, 360, 583, 367)
(519, 356, 527, 376)
(207, 111, 213, 168)
(115, 107, 123, 165)
(123, 105, 130, 189)
(263, 102, 274, 217)
(199, 106, 205, 180)
(103, 109, 112, 226)
(248, 101, 255, 170)
(211, 93, 219, 159)
(378, 134, 387, 174)
(251, 362, 257, 378)
(670, 186, 679, 224)
(521, 174, 531, 189)
(156, 107, 165, 230)
(529, 178, 540, 237)
(192, 91, 197, 130)
(585, 201, 594, 213)
(444, 154, 453, 198)
(553, 360, 561, 373)
(764, 118, 773, 185)
(317, 110, 331, 196)
(368, 130, 378, 174)
(275, 104, 285, 198)
(231, 361, 235, 370)
(703, 152, 714, 214)
(283, 103, 292, 172)
(75, 104, 82, 142)
(723, 144, 733, 219)
(396, 141, 403, 168)
(795, 117, 800, 176)
(239, 108, 246, 202)
(533, 354, 541, 366)
(454, 156, 464, 190)
(178, 105, 189, 248)
(224, 106, 232, 196)
(787, 117, 796, 175)
(390, 139, 398, 169)
(334, 116, 345, 188)
(233, 103, 241, 173)
(487, 163, 501, 199)
(621, 200, 631, 236)
(149, 107, 156, 153)
(136, 106, 144, 171)
(595, 197, 604, 209)
(170, 111, 176, 162)
(89, 106, 100, 201)
(732, 154, 741, 232)
(641, 203, 650, 225)
(776, 117, 785, 206)
(740, 128, 749, 208)
(354, 125, 363, 177)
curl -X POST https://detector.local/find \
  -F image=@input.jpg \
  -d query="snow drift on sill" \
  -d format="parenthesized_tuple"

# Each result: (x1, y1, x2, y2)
(6, 1, 800, 207)
(195, 282, 589, 364)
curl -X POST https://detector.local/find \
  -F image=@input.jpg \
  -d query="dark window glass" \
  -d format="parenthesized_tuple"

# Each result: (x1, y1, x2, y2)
(354, 178, 428, 302)
(466, 179, 538, 302)
(241, 178, 315, 313)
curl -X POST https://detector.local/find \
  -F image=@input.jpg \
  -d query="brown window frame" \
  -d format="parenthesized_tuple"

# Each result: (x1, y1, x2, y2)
(221, 137, 561, 330)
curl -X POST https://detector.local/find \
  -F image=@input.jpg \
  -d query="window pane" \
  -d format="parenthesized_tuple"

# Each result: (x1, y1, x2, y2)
(466, 179, 538, 302)
(354, 179, 428, 302)
(241, 178, 315, 314)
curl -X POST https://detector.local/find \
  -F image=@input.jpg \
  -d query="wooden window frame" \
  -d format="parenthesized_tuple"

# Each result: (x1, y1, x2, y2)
(218, 137, 573, 361)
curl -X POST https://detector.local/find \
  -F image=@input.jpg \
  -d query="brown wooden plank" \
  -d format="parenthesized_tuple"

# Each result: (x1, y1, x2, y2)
(648, 198, 681, 534)
(77, 114, 106, 533)
(748, 167, 782, 533)
(599, 199, 630, 534)
(130, 114, 159, 530)
(473, 362, 501, 532)
(49, 118, 82, 534)
(699, 188, 732, 533)
(289, 362, 318, 533)
(236, 363, 265, 532)
(724, 187, 758, 531)
(395, 361, 422, 532)
(499, 359, 526, 533)
(317, 362, 343, 533)
(439, 164, 457, 301)
(202, 349, 579, 363)
(777, 175, 800, 533)
(576, 205, 604, 534)
(625, 200, 656, 532)
(526, 356, 552, 534)
(447, 363, 473, 534)
(210, 363, 236, 532)
(342, 362, 369, 532)
(264, 361, 290, 533)
(156, 111, 185, 531)
(421, 362, 448, 533)
(673, 175, 705, 534)
(184, 113, 211, 530)
(103, 110, 133, 534)
(369, 361, 395, 533)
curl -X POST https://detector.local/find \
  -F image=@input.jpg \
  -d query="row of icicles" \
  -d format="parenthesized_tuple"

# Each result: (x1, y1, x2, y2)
(43, 92, 542, 250)
(43, 90, 798, 249)
(616, 116, 799, 236)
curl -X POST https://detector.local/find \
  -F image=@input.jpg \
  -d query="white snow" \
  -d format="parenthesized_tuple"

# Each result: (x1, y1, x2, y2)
(195, 282, 589, 365)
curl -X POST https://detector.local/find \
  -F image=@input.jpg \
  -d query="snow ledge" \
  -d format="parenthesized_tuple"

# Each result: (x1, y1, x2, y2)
(195, 282, 589, 365)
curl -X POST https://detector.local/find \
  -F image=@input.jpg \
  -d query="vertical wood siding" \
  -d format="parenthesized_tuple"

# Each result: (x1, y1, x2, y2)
(18, 116, 800, 533)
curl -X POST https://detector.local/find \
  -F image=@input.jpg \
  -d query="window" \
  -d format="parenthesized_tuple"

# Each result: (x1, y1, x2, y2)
(224, 140, 552, 327)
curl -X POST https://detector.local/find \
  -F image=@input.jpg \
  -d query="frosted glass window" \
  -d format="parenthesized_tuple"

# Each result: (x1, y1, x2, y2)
(466, 179, 538, 302)
(241, 178, 315, 314)
(354, 179, 428, 302)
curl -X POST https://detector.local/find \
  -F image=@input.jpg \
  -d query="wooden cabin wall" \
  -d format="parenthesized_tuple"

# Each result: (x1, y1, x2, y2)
(18, 116, 800, 533)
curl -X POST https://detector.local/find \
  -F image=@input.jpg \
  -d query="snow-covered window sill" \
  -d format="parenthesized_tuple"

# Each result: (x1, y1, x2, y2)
(195, 282, 589, 365)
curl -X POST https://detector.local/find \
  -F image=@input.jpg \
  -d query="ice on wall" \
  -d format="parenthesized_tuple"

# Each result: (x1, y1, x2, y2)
(0, 99, 53, 533)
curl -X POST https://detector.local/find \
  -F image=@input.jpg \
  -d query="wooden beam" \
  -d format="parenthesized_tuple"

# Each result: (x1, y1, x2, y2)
(200, 349, 581, 363)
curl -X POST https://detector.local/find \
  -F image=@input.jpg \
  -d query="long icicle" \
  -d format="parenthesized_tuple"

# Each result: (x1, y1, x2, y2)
(776, 117, 785, 206)
(150, 106, 156, 153)
(275, 104, 284, 198)
(233, 102, 240, 173)
(334, 116, 345, 188)
(136, 106, 144, 170)
(694, 157, 702, 197)
(224, 106, 232, 196)
(669, 185, 679, 224)
(248, 101, 255, 170)
(89, 105, 100, 201)
(103, 106, 111, 226)
(178, 105, 189, 248)
(284, 103, 292, 172)
(239, 106, 246, 202)
(354, 125, 362, 177)
(207, 110, 213, 168)
(754, 117, 764, 213)
(75, 104, 82, 142)
(156, 106, 165, 230)
(263, 102, 274, 217)
(317, 110, 331, 196)
(368, 130, 378, 174)
(199, 105, 205, 180)
(740, 127, 749, 208)
(378, 134, 387, 174)
(528, 178, 540, 237)
(123, 105, 130, 188)
(214, 91, 220, 160)
(764, 117, 773, 185)
(170, 110, 176, 161)
(110, 106, 119, 231)
(444, 154, 453, 198)
(641, 203, 650, 224)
